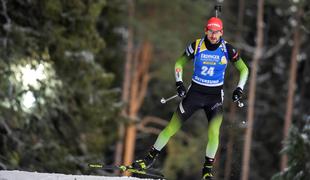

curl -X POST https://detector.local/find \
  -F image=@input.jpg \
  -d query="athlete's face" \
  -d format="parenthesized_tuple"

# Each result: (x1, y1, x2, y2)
(206, 29, 223, 44)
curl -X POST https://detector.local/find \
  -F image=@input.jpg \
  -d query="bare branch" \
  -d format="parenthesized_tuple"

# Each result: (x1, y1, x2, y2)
(140, 116, 168, 127)
(137, 116, 167, 135)
(0, 118, 23, 146)
(1, 0, 11, 26)
(263, 32, 292, 59)
(0, 0, 11, 47)
(137, 126, 162, 135)
(137, 116, 191, 142)
(0, 0, 40, 36)
(236, 27, 291, 61)
(301, 25, 310, 34)
(0, 161, 7, 170)
(236, 41, 256, 55)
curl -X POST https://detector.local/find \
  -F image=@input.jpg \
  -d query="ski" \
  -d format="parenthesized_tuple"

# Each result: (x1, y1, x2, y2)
(88, 163, 165, 179)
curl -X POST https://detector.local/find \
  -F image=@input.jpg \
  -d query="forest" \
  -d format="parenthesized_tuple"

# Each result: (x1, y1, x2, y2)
(0, 0, 309, 180)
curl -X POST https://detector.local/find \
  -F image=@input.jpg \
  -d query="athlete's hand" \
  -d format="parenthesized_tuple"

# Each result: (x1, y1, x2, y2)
(176, 81, 186, 97)
(232, 87, 243, 102)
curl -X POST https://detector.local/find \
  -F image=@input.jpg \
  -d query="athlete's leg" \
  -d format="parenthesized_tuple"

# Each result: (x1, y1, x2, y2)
(132, 111, 190, 170)
(153, 112, 182, 150)
(202, 113, 223, 179)
(202, 93, 223, 179)
(154, 87, 202, 150)
(132, 88, 202, 170)
(133, 88, 202, 169)
(206, 113, 223, 158)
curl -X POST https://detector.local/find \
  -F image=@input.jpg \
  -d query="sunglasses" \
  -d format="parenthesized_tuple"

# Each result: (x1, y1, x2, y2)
(207, 29, 222, 34)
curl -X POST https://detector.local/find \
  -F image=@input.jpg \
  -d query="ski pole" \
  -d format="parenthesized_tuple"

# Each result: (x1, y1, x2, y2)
(237, 100, 244, 108)
(214, 4, 222, 18)
(160, 94, 178, 104)
(234, 95, 244, 108)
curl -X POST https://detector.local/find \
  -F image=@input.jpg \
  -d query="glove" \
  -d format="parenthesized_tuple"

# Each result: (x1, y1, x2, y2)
(176, 81, 186, 97)
(232, 87, 243, 102)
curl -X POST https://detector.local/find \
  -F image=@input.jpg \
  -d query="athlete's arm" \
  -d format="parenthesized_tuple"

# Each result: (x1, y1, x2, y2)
(226, 43, 249, 90)
(175, 42, 195, 82)
(233, 58, 249, 90)
(175, 55, 190, 82)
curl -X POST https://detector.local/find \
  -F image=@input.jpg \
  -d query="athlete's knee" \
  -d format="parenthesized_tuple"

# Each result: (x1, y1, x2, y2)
(208, 127, 220, 141)
(209, 114, 223, 128)
(164, 123, 176, 134)
(162, 113, 181, 137)
(208, 116, 222, 140)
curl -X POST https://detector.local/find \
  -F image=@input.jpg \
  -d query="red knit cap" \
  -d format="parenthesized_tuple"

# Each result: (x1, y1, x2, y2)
(204, 17, 223, 32)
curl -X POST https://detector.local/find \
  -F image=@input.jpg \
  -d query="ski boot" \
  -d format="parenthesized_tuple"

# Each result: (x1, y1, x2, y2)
(202, 157, 214, 180)
(132, 146, 160, 170)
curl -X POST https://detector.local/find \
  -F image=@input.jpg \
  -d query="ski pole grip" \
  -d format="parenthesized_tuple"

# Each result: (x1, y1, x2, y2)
(237, 100, 244, 108)
(214, 5, 222, 12)
(160, 94, 178, 104)
(214, 4, 222, 17)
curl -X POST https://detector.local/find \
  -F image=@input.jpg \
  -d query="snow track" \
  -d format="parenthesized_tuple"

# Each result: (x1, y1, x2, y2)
(0, 170, 157, 180)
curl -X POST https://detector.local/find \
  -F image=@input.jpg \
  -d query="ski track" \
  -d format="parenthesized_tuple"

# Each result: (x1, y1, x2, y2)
(0, 170, 157, 180)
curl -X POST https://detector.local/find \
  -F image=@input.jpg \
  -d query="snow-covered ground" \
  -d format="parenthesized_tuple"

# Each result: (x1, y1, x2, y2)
(0, 170, 156, 180)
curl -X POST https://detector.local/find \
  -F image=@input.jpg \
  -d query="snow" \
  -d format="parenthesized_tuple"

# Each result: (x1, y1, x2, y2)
(0, 170, 157, 180)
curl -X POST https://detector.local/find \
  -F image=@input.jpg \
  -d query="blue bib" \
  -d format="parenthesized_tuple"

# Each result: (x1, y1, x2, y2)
(192, 38, 228, 86)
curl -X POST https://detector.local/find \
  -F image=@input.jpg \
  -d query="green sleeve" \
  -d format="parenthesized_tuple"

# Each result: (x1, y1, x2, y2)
(174, 55, 189, 82)
(233, 58, 249, 90)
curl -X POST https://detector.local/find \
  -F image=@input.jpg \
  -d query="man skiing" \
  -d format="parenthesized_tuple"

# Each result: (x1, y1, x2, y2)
(132, 17, 249, 179)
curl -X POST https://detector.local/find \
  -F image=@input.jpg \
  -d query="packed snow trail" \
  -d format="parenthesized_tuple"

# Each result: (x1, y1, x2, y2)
(0, 170, 157, 180)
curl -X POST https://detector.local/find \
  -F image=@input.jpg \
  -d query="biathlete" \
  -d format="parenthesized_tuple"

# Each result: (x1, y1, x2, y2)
(132, 17, 249, 179)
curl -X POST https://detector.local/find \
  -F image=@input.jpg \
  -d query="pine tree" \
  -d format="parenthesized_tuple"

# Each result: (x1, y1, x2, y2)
(272, 119, 310, 180)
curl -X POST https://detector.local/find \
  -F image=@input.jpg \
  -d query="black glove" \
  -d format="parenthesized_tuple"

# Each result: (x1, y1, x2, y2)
(176, 81, 186, 97)
(232, 87, 243, 102)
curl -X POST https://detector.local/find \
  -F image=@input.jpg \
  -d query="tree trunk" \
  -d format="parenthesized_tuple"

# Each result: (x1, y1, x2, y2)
(236, 0, 245, 39)
(214, 148, 221, 180)
(223, 0, 245, 179)
(241, 0, 264, 180)
(280, 7, 302, 171)
(224, 103, 236, 180)
(114, 0, 135, 168)
(123, 41, 153, 170)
